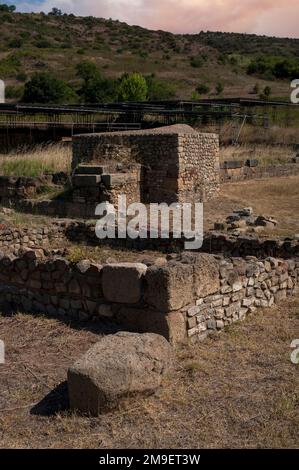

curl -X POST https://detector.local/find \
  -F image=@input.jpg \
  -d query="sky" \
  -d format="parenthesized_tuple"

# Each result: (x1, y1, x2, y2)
(10, 0, 299, 38)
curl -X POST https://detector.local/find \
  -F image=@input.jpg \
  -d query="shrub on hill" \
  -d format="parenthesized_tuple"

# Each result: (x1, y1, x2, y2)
(146, 75, 177, 101)
(23, 72, 77, 104)
(247, 55, 299, 79)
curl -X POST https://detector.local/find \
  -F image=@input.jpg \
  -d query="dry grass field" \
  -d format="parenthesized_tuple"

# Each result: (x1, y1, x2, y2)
(0, 298, 298, 449)
(219, 144, 294, 166)
(205, 175, 299, 237)
(0, 144, 72, 177)
(0, 155, 298, 449)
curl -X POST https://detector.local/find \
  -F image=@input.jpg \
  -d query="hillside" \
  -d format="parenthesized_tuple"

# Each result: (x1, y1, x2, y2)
(0, 9, 299, 102)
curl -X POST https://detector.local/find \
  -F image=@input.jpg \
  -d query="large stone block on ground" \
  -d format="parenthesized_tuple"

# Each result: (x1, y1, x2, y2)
(68, 332, 174, 415)
(102, 262, 147, 304)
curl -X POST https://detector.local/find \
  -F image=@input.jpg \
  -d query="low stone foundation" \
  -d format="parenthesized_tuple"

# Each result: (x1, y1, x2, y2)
(0, 250, 298, 345)
(0, 220, 298, 258)
(220, 161, 299, 183)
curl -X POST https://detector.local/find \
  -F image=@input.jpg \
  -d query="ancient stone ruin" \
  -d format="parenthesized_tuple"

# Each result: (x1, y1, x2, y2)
(0, 124, 299, 415)
(72, 124, 220, 206)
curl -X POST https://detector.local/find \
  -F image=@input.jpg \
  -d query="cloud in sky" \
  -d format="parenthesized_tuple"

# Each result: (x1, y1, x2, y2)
(15, 0, 299, 38)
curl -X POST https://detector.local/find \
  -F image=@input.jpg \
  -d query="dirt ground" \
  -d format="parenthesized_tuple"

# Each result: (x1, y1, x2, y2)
(204, 175, 299, 237)
(0, 297, 298, 449)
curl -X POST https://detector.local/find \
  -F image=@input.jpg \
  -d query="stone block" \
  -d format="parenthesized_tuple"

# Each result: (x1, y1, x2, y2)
(72, 174, 101, 187)
(75, 165, 108, 175)
(102, 263, 147, 304)
(144, 261, 193, 312)
(68, 332, 174, 415)
(101, 173, 136, 188)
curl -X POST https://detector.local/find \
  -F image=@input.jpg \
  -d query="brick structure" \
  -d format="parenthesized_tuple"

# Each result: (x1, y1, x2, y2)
(72, 124, 220, 204)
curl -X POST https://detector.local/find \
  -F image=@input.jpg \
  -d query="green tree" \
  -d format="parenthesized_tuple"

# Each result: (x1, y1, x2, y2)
(82, 76, 117, 103)
(76, 61, 117, 103)
(76, 60, 101, 83)
(264, 86, 272, 97)
(146, 75, 176, 101)
(23, 72, 77, 104)
(0, 3, 16, 13)
(118, 73, 148, 102)
(49, 7, 63, 16)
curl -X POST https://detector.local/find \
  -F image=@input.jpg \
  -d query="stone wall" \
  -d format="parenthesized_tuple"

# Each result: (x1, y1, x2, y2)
(0, 222, 66, 254)
(72, 125, 220, 204)
(220, 161, 299, 183)
(178, 133, 220, 202)
(0, 173, 69, 205)
(1, 220, 298, 259)
(201, 232, 299, 259)
(178, 253, 299, 342)
(0, 250, 298, 345)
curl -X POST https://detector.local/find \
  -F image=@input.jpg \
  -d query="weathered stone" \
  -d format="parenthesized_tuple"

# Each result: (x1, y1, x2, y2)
(96, 304, 113, 318)
(76, 259, 91, 274)
(73, 174, 101, 187)
(191, 254, 220, 298)
(216, 320, 224, 329)
(144, 261, 193, 312)
(68, 279, 81, 295)
(207, 319, 217, 330)
(75, 164, 108, 175)
(68, 332, 174, 415)
(102, 263, 147, 304)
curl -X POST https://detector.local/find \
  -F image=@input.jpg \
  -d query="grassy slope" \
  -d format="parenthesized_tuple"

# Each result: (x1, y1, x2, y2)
(0, 12, 298, 100)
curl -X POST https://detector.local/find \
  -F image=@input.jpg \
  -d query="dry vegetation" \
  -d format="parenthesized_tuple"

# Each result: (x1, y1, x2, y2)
(199, 124, 299, 146)
(205, 175, 299, 237)
(0, 173, 298, 240)
(0, 144, 72, 177)
(219, 144, 294, 166)
(0, 298, 298, 449)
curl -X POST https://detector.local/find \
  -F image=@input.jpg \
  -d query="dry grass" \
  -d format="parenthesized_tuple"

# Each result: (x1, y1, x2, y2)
(219, 144, 294, 166)
(199, 123, 299, 146)
(0, 144, 72, 177)
(0, 298, 298, 449)
(204, 175, 299, 237)
(238, 125, 299, 146)
(65, 244, 166, 264)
